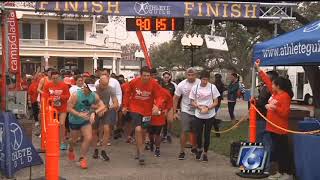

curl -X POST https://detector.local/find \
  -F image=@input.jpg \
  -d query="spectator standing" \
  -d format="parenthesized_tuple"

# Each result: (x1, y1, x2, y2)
(227, 73, 239, 121)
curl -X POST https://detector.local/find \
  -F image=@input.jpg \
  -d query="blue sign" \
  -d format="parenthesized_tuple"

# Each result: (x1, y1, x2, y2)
(35, 1, 260, 19)
(253, 20, 320, 66)
(237, 142, 267, 172)
(0, 112, 43, 178)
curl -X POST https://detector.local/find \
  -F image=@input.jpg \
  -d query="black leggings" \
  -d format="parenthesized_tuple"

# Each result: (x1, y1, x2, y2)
(228, 102, 236, 120)
(270, 132, 294, 174)
(193, 117, 214, 152)
(31, 102, 39, 122)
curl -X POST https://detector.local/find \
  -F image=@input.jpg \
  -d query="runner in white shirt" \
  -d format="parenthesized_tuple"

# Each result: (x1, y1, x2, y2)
(189, 70, 220, 162)
(69, 75, 84, 95)
(173, 67, 201, 160)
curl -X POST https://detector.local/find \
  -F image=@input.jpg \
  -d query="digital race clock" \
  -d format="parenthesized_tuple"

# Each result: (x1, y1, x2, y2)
(126, 17, 184, 31)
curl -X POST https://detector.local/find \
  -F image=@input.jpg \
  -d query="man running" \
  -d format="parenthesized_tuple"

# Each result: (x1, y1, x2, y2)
(95, 68, 122, 145)
(67, 78, 105, 169)
(43, 70, 70, 150)
(92, 75, 119, 161)
(122, 66, 163, 165)
(28, 73, 42, 136)
(149, 80, 173, 157)
(173, 67, 200, 160)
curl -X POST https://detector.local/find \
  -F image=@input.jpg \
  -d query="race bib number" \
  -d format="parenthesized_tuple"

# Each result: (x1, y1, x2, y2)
(142, 116, 151, 122)
(53, 99, 61, 107)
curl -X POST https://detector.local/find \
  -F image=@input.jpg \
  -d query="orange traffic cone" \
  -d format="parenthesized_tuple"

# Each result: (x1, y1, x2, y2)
(45, 98, 60, 180)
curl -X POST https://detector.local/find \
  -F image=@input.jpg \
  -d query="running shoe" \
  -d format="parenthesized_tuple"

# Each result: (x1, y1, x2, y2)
(78, 157, 88, 169)
(101, 150, 110, 161)
(60, 143, 68, 150)
(161, 136, 167, 143)
(34, 127, 41, 137)
(68, 149, 75, 161)
(126, 137, 133, 144)
(202, 154, 208, 162)
(191, 148, 197, 154)
(154, 148, 160, 157)
(139, 154, 145, 165)
(92, 149, 99, 159)
(150, 142, 154, 152)
(166, 136, 172, 144)
(144, 142, 150, 150)
(135, 154, 139, 160)
(178, 152, 185, 160)
(196, 150, 202, 161)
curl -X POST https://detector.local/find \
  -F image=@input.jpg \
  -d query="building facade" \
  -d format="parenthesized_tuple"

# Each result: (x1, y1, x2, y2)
(0, 12, 122, 75)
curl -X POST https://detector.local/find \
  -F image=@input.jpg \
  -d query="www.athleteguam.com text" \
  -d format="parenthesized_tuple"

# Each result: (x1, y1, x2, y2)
(262, 40, 320, 58)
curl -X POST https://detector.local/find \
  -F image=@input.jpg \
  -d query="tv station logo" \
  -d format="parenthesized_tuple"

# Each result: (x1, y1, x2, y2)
(237, 142, 267, 174)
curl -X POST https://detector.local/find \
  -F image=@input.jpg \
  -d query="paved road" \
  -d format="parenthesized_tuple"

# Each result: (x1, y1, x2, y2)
(11, 135, 250, 180)
(10, 99, 311, 180)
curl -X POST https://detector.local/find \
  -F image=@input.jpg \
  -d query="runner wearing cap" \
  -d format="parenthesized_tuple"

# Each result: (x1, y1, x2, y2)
(67, 77, 105, 169)
(42, 70, 70, 150)
(122, 66, 164, 165)
(173, 67, 200, 160)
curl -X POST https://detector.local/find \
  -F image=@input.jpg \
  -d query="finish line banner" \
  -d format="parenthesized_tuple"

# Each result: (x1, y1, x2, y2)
(35, 1, 260, 19)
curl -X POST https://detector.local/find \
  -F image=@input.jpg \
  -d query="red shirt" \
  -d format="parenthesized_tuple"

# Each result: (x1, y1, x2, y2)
(43, 81, 70, 112)
(121, 82, 130, 104)
(259, 71, 291, 135)
(28, 80, 39, 103)
(123, 77, 164, 117)
(151, 88, 173, 126)
(21, 79, 29, 91)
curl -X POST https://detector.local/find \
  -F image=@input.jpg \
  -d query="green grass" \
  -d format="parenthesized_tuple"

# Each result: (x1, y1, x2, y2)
(172, 120, 249, 157)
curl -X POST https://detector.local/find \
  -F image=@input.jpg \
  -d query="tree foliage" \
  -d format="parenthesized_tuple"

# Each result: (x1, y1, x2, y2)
(150, 1, 320, 100)
(150, 20, 270, 86)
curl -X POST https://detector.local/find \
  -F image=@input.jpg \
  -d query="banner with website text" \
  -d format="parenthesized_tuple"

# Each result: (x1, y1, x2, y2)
(35, 1, 260, 19)
(7, 10, 22, 90)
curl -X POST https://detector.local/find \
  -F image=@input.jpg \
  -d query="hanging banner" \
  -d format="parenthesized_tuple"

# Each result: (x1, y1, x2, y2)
(35, 1, 260, 19)
(0, 112, 43, 178)
(7, 10, 22, 91)
(136, 31, 152, 69)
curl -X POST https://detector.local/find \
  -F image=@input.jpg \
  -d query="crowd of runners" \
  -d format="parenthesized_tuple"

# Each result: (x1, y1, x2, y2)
(25, 66, 243, 169)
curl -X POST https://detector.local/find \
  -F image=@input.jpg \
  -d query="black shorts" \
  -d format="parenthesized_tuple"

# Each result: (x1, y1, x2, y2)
(69, 121, 90, 130)
(123, 113, 131, 123)
(148, 126, 163, 135)
(129, 112, 144, 128)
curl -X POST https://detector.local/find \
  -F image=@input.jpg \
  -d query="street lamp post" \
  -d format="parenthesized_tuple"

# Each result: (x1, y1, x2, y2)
(181, 34, 204, 67)
(135, 50, 144, 69)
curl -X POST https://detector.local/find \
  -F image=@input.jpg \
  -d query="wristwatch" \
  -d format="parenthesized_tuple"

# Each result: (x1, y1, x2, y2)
(90, 111, 97, 115)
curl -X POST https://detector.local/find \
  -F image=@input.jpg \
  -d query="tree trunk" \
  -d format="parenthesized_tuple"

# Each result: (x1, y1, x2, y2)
(239, 71, 252, 88)
(303, 66, 320, 118)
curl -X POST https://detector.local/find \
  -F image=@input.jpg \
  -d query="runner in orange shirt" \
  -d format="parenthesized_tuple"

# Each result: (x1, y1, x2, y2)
(28, 73, 41, 136)
(122, 66, 164, 165)
(149, 82, 173, 157)
(121, 82, 134, 143)
(43, 70, 70, 150)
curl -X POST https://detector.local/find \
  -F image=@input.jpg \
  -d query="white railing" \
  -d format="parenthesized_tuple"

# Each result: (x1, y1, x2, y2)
(0, 39, 121, 50)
